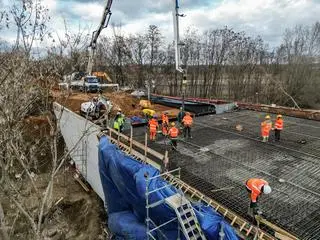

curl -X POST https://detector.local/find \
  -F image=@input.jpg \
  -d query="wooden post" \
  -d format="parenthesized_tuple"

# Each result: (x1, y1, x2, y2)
(117, 127, 120, 146)
(130, 126, 133, 154)
(144, 132, 148, 162)
(164, 150, 169, 171)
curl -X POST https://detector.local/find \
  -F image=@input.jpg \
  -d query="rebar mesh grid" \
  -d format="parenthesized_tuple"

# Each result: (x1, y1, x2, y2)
(130, 111, 320, 239)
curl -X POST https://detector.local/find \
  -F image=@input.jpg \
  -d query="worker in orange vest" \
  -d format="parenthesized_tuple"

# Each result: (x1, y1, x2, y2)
(245, 178, 272, 215)
(148, 115, 159, 141)
(161, 111, 169, 136)
(182, 112, 193, 139)
(261, 115, 272, 142)
(274, 115, 284, 141)
(168, 122, 179, 150)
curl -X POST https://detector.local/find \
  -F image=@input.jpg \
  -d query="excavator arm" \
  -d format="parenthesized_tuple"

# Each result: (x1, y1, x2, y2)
(87, 0, 113, 75)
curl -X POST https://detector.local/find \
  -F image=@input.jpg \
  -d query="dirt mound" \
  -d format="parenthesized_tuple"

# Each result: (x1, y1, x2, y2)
(3, 168, 107, 240)
(103, 92, 139, 116)
(52, 90, 180, 119)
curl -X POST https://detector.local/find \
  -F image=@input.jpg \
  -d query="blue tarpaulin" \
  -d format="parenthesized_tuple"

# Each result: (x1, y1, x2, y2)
(98, 136, 238, 239)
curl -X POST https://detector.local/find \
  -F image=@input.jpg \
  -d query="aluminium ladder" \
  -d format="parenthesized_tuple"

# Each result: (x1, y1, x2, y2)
(165, 193, 207, 240)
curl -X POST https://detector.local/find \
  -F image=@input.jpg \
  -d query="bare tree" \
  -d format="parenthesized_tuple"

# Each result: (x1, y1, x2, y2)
(127, 34, 148, 87)
(145, 25, 166, 91)
(9, 0, 50, 56)
(0, 1, 98, 239)
(271, 22, 320, 108)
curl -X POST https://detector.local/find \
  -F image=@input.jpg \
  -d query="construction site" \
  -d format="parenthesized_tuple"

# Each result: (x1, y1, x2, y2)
(1, 0, 320, 240)
(50, 84, 320, 240)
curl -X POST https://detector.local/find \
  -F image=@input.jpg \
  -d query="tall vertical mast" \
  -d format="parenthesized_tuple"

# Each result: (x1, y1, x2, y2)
(173, 0, 184, 74)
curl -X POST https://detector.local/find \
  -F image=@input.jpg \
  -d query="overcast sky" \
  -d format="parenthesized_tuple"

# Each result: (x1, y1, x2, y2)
(1, 0, 320, 49)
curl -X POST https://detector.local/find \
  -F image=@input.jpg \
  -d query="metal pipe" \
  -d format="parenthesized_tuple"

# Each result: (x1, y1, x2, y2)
(148, 167, 181, 180)
(130, 126, 133, 154)
(144, 132, 148, 162)
(145, 176, 150, 240)
(219, 223, 225, 240)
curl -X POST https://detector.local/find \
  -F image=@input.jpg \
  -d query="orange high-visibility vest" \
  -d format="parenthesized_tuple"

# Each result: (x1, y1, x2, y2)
(261, 120, 272, 137)
(148, 119, 158, 132)
(169, 127, 179, 138)
(275, 119, 283, 130)
(161, 114, 169, 125)
(182, 115, 193, 127)
(246, 178, 269, 202)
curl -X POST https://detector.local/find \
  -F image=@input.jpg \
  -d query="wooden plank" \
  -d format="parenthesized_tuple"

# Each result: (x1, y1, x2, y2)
(105, 128, 165, 160)
(168, 176, 276, 240)
(258, 218, 298, 240)
(162, 172, 280, 240)
(109, 136, 161, 170)
(275, 232, 296, 240)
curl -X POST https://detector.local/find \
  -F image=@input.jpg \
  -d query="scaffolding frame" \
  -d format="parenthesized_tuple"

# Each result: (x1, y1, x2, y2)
(145, 168, 182, 240)
(71, 134, 88, 179)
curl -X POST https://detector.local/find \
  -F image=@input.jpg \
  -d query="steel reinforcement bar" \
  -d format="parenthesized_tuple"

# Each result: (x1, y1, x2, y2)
(100, 128, 299, 240)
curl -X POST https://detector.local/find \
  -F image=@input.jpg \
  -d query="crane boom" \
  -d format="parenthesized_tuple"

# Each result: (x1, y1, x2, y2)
(172, 0, 184, 74)
(87, 0, 113, 75)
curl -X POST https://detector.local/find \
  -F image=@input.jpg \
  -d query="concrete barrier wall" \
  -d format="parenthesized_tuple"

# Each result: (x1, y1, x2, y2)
(53, 102, 104, 201)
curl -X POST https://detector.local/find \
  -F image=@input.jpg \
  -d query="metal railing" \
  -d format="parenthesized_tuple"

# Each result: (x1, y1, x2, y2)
(145, 168, 181, 240)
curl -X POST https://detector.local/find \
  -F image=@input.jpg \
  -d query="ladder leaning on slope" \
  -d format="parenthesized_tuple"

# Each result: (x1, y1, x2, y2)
(165, 193, 206, 240)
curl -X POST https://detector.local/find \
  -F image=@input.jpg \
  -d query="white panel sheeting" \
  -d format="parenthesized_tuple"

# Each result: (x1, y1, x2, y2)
(53, 102, 104, 201)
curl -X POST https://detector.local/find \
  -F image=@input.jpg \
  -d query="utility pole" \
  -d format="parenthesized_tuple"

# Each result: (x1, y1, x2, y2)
(172, 0, 186, 109)
(145, 80, 155, 101)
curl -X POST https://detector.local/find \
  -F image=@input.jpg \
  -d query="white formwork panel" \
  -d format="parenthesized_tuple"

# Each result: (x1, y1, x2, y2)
(53, 102, 104, 201)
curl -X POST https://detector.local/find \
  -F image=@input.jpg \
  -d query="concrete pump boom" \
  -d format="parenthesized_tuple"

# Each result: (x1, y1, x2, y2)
(172, 0, 184, 74)
(86, 0, 113, 75)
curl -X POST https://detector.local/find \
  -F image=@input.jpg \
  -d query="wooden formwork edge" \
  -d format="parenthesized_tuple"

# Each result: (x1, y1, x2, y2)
(163, 174, 299, 240)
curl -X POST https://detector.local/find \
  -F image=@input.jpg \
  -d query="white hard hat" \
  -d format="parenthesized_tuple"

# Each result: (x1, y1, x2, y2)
(263, 185, 272, 194)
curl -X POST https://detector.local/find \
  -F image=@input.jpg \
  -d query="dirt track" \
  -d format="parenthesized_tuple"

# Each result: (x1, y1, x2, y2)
(53, 90, 179, 118)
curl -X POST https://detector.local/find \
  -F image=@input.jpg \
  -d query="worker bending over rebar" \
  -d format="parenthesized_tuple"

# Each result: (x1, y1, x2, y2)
(245, 178, 272, 216)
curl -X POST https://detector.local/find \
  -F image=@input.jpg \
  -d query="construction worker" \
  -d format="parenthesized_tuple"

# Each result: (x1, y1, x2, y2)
(113, 109, 125, 132)
(168, 122, 179, 150)
(261, 115, 272, 142)
(245, 178, 272, 215)
(274, 115, 284, 141)
(182, 112, 193, 139)
(177, 107, 185, 127)
(161, 111, 169, 135)
(148, 115, 159, 141)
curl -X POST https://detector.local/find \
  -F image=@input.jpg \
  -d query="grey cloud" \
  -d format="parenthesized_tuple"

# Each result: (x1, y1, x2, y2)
(58, 0, 211, 21)
(52, 0, 320, 48)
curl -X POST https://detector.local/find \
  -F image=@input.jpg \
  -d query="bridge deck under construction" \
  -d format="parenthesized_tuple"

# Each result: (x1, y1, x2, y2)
(130, 110, 320, 239)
